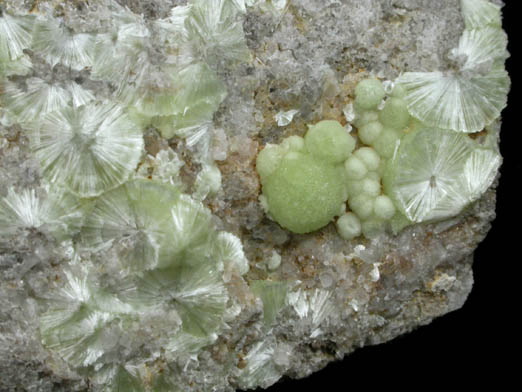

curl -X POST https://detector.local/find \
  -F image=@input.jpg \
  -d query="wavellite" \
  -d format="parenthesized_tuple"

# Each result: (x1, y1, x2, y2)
(0, 0, 510, 391)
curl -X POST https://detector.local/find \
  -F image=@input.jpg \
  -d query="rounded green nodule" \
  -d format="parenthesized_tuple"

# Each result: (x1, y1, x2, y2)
(355, 78, 385, 110)
(336, 212, 362, 240)
(305, 120, 355, 164)
(358, 121, 383, 145)
(256, 144, 285, 182)
(262, 152, 347, 234)
(379, 97, 410, 130)
(373, 127, 401, 159)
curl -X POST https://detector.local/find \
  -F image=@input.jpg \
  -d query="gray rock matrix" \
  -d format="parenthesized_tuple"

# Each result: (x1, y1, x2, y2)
(0, 0, 506, 391)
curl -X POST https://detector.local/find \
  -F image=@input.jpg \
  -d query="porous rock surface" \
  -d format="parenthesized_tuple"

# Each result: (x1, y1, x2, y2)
(0, 0, 502, 391)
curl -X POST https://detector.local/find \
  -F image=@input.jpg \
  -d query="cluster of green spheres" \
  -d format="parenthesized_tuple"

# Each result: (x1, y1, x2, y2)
(257, 121, 353, 234)
(257, 78, 411, 238)
(257, 67, 505, 240)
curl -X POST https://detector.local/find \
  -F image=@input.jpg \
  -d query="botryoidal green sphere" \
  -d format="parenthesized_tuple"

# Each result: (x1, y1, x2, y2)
(262, 152, 347, 234)
(257, 120, 354, 234)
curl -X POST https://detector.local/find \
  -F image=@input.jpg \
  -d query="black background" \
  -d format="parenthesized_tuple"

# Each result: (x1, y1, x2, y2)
(253, 2, 520, 390)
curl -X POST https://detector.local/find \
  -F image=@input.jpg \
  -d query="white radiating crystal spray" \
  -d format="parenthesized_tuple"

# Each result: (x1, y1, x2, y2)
(398, 18, 509, 133)
(1, 78, 94, 123)
(275, 109, 299, 126)
(185, 0, 251, 63)
(383, 127, 500, 223)
(0, 12, 34, 61)
(32, 20, 94, 70)
(237, 338, 281, 390)
(81, 180, 181, 272)
(287, 288, 335, 337)
(29, 102, 144, 197)
(0, 187, 86, 241)
(461, 0, 501, 29)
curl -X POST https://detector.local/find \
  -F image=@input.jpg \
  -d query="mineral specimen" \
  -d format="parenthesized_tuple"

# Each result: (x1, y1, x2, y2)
(0, 0, 510, 391)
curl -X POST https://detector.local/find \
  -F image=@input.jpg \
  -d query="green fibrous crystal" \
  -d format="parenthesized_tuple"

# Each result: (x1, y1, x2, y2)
(461, 0, 502, 29)
(397, 69, 508, 133)
(0, 12, 34, 62)
(156, 194, 215, 266)
(81, 180, 181, 272)
(251, 281, 288, 326)
(39, 265, 132, 368)
(6, 0, 506, 388)
(91, 21, 150, 85)
(287, 288, 335, 337)
(121, 260, 227, 338)
(397, 7, 509, 133)
(382, 127, 498, 223)
(457, 27, 508, 69)
(213, 231, 250, 275)
(32, 19, 94, 71)
(463, 147, 502, 201)
(0, 78, 94, 123)
(193, 164, 222, 200)
(42, 182, 245, 371)
(129, 62, 227, 139)
(0, 53, 32, 78)
(90, 6, 230, 141)
(237, 338, 282, 390)
(0, 186, 87, 242)
(106, 366, 146, 392)
(186, 0, 251, 63)
(29, 103, 144, 197)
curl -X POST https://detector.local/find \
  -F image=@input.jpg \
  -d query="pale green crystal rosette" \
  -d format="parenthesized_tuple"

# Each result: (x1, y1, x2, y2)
(1, 1, 251, 390)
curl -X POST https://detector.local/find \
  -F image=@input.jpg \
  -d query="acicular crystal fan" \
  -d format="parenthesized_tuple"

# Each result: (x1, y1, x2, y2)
(382, 127, 500, 223)
(29, 102, 144, 197)
(0, 78, 94, 124)
(0, 12, 34, 62)
(81, 180, 182, 272)
(0, 186, 87, 242)
(397, 8, 510, 133)
(31, 19, 94, 71)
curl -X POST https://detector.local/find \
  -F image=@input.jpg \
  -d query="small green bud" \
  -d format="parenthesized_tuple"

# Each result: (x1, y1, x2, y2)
(344, 156, 368, 180)
(366, 171, 381, 182)
(305, 120, 355, 164)
(391, 84, 407, 98)
(379, 97, 410, 130)
(349, 194, 375, 220)
(281, 135, 305, 152)
(346, 179, 363, 197)
(353, 110, 379, 129)
(336, 212, 362, 240)
(373, 128, 401, 159)
(373, 195, 396, 220)
(355, 78, 386, 110)
(353, 147, 381, 171)
(361, 177, 381, 197)
(256, 144, 285, 183)
(358, 121, 383, 145)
